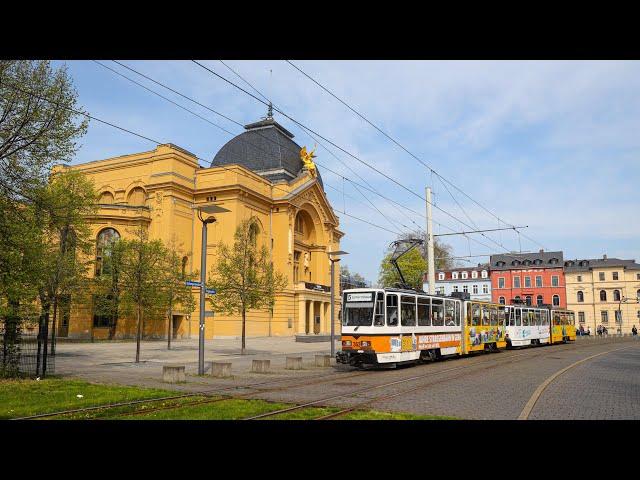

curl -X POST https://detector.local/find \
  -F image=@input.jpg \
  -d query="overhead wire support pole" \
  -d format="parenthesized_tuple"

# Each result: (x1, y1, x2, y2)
(426, 187, 435, 295)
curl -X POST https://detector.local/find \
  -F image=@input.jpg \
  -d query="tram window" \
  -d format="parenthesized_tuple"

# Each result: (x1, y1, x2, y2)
(482, 305, 490, 326)
(432, 298, 444, 326)
(553, 313, 561, 326)
(534, 311, 541, 326)
(374, 292, 385, 326)
(541, 311, 548, 326)
(455, 301, 461, 326)
(569, 313, 575, 326)
(401, 295, 417, 326)
(490, 307, 498, 326)
(515, 308, 521, 326)
(343, 301, 374, 327)
(522, 310, 529, 326)
(445, 300, 455, 326)
(386, 294, 399, 326)
(472, 304, 481, 326)
(417, 297, 430, 326)
(498, 306, 506, 326)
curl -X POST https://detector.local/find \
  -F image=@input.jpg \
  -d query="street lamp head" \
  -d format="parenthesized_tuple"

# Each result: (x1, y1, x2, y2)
(328, 250, 349, 259)
(193, 204, 231, 215)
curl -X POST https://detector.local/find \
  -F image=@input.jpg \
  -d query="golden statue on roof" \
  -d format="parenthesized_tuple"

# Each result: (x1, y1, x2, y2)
(300, 145, 317, 177)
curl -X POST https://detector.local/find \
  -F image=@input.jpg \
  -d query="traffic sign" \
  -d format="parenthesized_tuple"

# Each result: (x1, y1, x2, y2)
(185, 280, 201, 287)
(206, 289, 216, 295)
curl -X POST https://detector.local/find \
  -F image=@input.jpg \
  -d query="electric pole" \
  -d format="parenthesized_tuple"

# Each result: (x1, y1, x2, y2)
(426, 186, 435, 294)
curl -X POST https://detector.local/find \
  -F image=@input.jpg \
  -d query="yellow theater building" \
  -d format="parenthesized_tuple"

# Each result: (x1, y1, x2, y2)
(59, 114, 344, 340)
(565, 255, 640, 334)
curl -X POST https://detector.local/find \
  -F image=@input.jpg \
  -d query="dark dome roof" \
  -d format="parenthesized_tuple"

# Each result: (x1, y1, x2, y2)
(211, 116, 322, 186)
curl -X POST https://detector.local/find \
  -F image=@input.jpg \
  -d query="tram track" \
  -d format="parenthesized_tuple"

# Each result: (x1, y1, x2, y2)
(244, 339, 634, 420)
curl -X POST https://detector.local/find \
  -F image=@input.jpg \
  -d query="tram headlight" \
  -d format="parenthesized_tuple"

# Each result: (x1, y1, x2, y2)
(361, 340, 371, 348)
(342, 340, 352, 347)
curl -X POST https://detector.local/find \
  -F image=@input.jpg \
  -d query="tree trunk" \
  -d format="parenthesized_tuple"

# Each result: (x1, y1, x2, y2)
(135, 306, 142, 363)
(167, 311, 172, 350)
(50, 297, 58, 355)
(41, 309, 50, 377)
(241, 307, 246, 355)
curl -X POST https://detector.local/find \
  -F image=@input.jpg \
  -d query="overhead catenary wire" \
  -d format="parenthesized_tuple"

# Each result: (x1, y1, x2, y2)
(285, 59, 547, 252)
(191, 60, 520, 254)
(92, 60, 524, 257)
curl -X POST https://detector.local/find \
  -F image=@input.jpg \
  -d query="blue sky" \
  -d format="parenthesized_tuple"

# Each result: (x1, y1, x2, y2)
(54, 60, 640, 283)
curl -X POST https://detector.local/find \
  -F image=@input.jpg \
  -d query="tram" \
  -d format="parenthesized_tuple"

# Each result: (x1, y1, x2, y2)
(336, 288, 577, 367)
(336, 288, 507, 367)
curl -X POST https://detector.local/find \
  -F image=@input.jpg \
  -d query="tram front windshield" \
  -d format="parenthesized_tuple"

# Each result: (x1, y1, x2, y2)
(343, 292, 375, 327)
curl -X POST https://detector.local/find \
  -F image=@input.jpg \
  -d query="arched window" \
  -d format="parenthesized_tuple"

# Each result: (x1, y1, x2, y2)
(577, 291, 584, 303)
(127, 186, 146, 206)
(613, 290, 621, 302)
(99, 191, 114, 204)
(481, 270, 488, 278)
(438, 272, 445, 281)
(552, 295, 560, 306)
(537, 295, 543, 306)
(514, 295, 521, 303)
(96, 228, 120, 276)
(499, 296, 505, 305)
(600, 290, 607, 302)
(637, 289, 640, 301)
(525, 295, 532, 306)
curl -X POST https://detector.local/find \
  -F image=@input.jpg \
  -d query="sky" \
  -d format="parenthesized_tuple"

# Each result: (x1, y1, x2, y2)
(53, 60, 640, 283)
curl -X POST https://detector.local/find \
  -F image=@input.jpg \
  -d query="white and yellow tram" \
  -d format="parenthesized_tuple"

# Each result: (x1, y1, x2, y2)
(336, 288, 507, 367)
(503, 305, 576, 347)
(337, 288, 576, 367)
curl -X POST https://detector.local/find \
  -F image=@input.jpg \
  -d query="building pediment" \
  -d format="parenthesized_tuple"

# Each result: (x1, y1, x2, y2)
(277, 178, 339, 227)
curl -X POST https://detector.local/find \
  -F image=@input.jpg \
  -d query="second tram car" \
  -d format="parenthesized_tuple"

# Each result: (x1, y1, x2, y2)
(337, 288, 576, 367)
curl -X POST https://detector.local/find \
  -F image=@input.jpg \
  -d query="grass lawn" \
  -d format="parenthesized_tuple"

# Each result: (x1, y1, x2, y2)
(0, 378, 457, 420)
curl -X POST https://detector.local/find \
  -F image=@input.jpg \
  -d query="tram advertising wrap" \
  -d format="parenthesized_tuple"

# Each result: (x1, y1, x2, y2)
(336, 288, 575, 367)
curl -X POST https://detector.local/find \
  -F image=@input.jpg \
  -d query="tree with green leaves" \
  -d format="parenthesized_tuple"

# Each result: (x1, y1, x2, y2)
(36, 169, 97, 355)
(158, 240, 197, 350)
(207, 218, 287, 354)
(116, 226, 168, 363)
(0, 60, 87, 205)
(378, 247, 427, 290)
(1, 60, 87, 377)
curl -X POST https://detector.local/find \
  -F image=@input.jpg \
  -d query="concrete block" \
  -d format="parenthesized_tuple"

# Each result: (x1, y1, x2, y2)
(315, 354, 331, 367)
(252, 359, 270, 373)
(210, 362, 232, 378)
(286, 356, 303, 370)
(163, 364, 186, 383)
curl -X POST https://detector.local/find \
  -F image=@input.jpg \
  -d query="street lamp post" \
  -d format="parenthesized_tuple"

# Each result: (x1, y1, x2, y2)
(193, 204, 230, 375)
(617, 297, 626, 336)
(328, 250, 348, 359)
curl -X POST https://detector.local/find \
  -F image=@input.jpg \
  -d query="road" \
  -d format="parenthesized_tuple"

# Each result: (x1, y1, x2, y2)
(53, 335, 640, 419)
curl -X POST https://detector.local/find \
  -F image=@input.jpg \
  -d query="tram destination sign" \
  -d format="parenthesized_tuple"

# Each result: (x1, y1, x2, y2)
(346, 292, 373, 302)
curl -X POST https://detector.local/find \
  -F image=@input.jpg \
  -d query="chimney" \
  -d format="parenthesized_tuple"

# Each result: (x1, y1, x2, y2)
(603, 254, 608, 261)
(539, 249, 544, 253)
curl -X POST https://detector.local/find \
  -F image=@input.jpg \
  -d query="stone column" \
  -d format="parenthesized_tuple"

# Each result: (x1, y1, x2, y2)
(319, 300, 325, 334)
(307, 300, 314, 334)
(298, 298, 307, 334)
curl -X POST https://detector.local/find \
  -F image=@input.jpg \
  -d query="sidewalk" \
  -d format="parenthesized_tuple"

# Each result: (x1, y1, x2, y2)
(53, 336, 343, 392)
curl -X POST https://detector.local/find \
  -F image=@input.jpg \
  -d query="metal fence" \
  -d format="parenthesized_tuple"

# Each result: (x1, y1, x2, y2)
(1, 317, 55, 378)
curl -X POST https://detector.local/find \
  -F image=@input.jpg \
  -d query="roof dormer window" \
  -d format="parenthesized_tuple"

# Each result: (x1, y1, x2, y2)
(461, 271, 468, 279)
(438, 272, 445, 280)
(481, 270, 488, 278)
(452, 272, 458, 279)
(471, 271, 478, 278)
(549, 258, 558, 265)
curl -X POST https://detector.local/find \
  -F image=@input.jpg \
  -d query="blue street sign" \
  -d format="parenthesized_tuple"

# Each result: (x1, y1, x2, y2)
(206, 289, 216, 295)
(185, 280, 201, 287)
